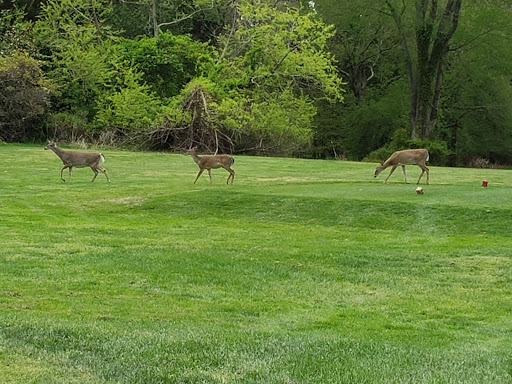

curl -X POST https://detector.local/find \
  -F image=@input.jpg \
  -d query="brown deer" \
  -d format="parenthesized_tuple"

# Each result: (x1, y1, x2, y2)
(374, 149, 429, 184)
(44, 141, 110, 183)
(185, 147, 235, 184)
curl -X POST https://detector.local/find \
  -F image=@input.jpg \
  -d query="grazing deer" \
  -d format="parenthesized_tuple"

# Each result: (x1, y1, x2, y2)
(374, 149, 429, 184)
(185, 147, 235, 184)
(44, 141, 110, 183)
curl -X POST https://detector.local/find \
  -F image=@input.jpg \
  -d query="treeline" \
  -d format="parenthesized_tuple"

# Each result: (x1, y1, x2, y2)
(1, 0, 511, 166)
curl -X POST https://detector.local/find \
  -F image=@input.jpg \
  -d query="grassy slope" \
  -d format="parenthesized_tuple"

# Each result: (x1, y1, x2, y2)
(0, 143, 511, 383)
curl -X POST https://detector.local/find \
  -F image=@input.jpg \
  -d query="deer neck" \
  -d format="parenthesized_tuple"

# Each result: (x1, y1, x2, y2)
(190, 152, 201, 164)
(50, 145, 66, 159)
(382, 160, 393, 169)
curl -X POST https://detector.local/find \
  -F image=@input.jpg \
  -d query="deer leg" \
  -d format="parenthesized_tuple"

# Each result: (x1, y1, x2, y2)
(100, 167, 110, 183)
(417, 170, 425, 184)
(417, 164, 429, 184)
(384, 165, 398, 183)
(194, 169, 204, 184)
(90, 167, 99, 182)
(60, 166, 69, 182)
(67, 167, 73, 183)
(401, 165, 408, 183)
(224, 167, 235, 184)
(207, 169, 212, 184)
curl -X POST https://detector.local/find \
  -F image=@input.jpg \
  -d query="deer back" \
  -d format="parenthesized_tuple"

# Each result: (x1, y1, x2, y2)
(56, 148, 103, 167)
(199, 154, 234, 169)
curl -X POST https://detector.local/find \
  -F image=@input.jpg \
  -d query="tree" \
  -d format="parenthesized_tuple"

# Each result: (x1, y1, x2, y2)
(440, 0, 512, 164)
(311, 0, 407, 159)
(214, 0, 343, 153)
(383, 0, 462, 139)
(115, 32, 214, 99)
(316, 0, 399, 101)
(147, 0, 344, 154)
(0, 6, 36, 56)
(34, 0, 117, 118)
(0, 52, 53, 141)
(107, 0, 226, 40)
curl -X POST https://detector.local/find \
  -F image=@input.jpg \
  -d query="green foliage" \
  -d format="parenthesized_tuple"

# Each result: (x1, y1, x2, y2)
(439, 1, 512, 165)
(218, 0, 343, 101)
(95, 69, 162, 131)
(208, 0, 343, 153)
(309, 100, 347, 159)
(315, 81, 408, 161)
(382, 0, 462, 140)
(310, 0, 408, 160)
(34, 0, 116, 46)
(316, 0, 400, 100)
(2, 0, 511, 161)
(107, 0, 153, 38)
(0, 7, 36, 56)
(34, 0, 118, 118)
(230, 89, 317, 155)
(45, 111, 89, 141)
(116, 32, 215, 99)
(311, 0, 512, 165)
(0, 52, 53, 141)
(27, 0, 343, 152)
(146, 1, 344, 153)
(33, 0, 167, 139)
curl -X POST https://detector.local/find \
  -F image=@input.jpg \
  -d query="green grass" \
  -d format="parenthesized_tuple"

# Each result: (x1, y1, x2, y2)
(1, 143, 511, 383)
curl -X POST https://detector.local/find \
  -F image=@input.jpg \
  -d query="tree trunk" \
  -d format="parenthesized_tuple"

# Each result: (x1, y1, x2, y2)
(385, 0, 461, 139)
(151, 0, 158, 38)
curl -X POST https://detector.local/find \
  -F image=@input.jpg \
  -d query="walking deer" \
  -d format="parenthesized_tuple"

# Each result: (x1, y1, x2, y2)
(44, 141, 110, 183)
(374, 149, 429, 184)
(185, 147, 235, 184)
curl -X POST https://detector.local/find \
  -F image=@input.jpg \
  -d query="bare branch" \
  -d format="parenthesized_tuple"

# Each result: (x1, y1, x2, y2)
(449, 29, 491, 52)
(366, 66, 375, 82)
(157, 7, 209, 29)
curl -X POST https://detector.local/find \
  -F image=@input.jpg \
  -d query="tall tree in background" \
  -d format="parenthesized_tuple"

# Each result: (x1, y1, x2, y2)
(384, 0, 462, 139)
(155, 0, 344, 154)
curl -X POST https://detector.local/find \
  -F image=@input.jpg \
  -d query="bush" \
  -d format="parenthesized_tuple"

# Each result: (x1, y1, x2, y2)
(116, 33, 214, 99)
(45, 112, 89, 143)
(0, 52, 53, 142)
(362, 146, 393, 163)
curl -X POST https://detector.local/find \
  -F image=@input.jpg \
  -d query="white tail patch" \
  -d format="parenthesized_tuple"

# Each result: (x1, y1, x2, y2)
(100, 154, 105, 163)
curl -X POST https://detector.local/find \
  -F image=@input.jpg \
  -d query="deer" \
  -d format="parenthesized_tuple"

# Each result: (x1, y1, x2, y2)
(185, 147, 235, 185)
(44, 141, 110, 183)
(374, 148, 429, 184)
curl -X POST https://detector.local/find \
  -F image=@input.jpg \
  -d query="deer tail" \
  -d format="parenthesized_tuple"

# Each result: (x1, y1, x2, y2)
(100, 153, 106, 163)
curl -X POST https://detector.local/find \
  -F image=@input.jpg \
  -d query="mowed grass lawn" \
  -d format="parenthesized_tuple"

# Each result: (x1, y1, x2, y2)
(1, 143, 511, 383)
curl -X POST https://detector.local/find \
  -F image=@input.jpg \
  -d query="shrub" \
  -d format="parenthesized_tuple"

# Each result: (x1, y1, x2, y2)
(0, 52, 53, 142)
(45, 112, 89, 143)
(95, 69, 161, 132)
(115, 33, 214, 99)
